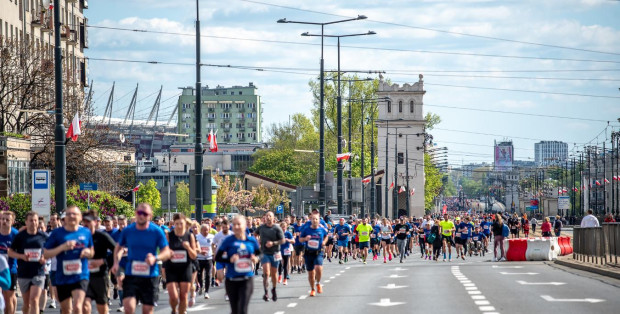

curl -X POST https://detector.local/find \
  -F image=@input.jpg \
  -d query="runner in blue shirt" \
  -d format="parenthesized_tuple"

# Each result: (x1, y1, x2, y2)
(481, 217, 492, 253)
(333, 218, 351, 264)
(471, 226, 487, 256)
(111, 203, 170, 314)
(215, 215, 260, 314)
(278, 221, 294, 285)
(300, 214, 328, 297)
(0, 211, 19, 314)
(43, 206, 94, 314)
(292, 218, 305, 274)
(371, 220, 381, 261)
(457, 217, 473, 260)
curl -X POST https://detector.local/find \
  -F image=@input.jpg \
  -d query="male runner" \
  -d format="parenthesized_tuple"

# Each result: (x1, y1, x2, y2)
(0, 211, 18, 314)
(393, 219, 410, 263)
(195, 224, 214, 299)
(299, 214, 328, 297)
(333, 218, 351, 264)
(9, 211, 48, 314)
(254, 212, 284, 302)
(82, 211, 116, 314)
(355, 218, 373, 264)
(111, 204, 170, 314)
(439, 214, 455, 262)
(44, 206, 95, 314)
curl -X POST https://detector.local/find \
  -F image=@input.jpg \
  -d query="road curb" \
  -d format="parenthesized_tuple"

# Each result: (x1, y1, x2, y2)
(554, 259, 620, 280)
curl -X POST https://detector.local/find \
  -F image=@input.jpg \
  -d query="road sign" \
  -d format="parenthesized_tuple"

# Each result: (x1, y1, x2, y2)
(31, 170, 50, 218)
(558, 196, 569, 210)
(276, 204, 284, 214)
(79, 183, 98, 191)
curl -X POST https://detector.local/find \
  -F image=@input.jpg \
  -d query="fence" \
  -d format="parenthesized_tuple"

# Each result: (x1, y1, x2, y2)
(573, 223, 620, 267)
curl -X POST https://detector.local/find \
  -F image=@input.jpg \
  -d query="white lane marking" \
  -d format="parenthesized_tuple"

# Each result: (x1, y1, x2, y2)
(517, 280, 566, 286)
(475, 300, 490, 305)
(368, 298, 406, 307)
(287, 303, 298, 308)
(379, 283, 408, 289)
(463, 283, 476, 287)
(471, 295, 486, 300)
(324, 280, 331, 283)
(299, 295, 307, 300)
(460, 280, 472, 283)
(393, 267, 406, 271)
(329, 276, 335, 279)
(335, 274, 341, 276)
(492, 265, 523, 269)
(187, 304, 214, 312)
(346, 267, 351, 269)
(274, 312, 285, 314)
(540, 295, 605, 303)
(499, 272, 538, 275)
(479, 306, 496, 311)
(465, 287, 478, 290)
(340, 270, 345, 273)
(468, 291, 482, 295)
(387, 274, 407, 278)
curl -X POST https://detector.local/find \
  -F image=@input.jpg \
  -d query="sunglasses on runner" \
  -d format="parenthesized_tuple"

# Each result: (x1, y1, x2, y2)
(136, 210, 149, 217)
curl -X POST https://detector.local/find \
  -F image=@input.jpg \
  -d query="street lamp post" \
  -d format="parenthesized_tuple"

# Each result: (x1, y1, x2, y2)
(300, 30, 375, 216)
(194, 0, 204, 222)
(278, 15, 368, 216)
(52, 0, 66, 212)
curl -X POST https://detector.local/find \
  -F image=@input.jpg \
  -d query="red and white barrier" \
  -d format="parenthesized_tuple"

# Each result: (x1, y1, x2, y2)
(501, 236, 572, 261)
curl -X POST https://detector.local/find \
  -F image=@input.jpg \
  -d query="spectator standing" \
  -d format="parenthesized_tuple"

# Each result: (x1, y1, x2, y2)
(553, 215, 563, 237)
(541, 217, 552, 237)
(580, 209, 600, 227)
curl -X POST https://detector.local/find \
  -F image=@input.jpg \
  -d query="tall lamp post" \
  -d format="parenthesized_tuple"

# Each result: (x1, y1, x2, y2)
(278, 15, 368, 216)
(52, 0, 66, 211)
(300, 30, 375, 216)
(194, 0, 204, 222)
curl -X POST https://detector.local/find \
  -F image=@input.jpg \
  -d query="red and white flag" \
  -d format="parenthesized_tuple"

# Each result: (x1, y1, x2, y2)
(410, 188, 415, 196)
(132, 185, 140, 192)
(595, 180, 601, 186)
(398, 186, 406, 194)
(613, 176, 618, 181)
(562, 188, 568, 193)
(48, 1, 54, 10)
(573, 187, 578, 192)
(605, 178, 610, 184)
(65, 111, 81, 141)
(558, 190, 562, 195)
(207, 129, 218, 152)
(336, 152, 352, 162)
(389, 182, 394, 190)
(362, 177, 371, 184)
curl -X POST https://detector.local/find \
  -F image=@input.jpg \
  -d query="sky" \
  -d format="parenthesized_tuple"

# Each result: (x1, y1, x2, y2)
(85, 0, 620, 168)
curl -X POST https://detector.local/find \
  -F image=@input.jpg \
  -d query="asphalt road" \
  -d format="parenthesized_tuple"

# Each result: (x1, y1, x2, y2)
(18, 245, 620, 314)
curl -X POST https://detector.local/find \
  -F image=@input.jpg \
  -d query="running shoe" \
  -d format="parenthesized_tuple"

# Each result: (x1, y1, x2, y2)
(204, 293, 210, 299)
(272, 288, 278, 302)
(339, 260, 343, 264)
(117, 307, 124, 312)
(189, 297, 195, 307)
(225, 295, 229, 301)
(492, 257, 497, 262)
(49, 301, 57, 309)
(283, 279, 288, 285)
(316, 284, 323, 294)
(499, 257, 506, 262)
(263, 293, 270, 302)
(278, 275, 282, 283)
(461, 255, 465, 260)
(310, 290, 316, 297)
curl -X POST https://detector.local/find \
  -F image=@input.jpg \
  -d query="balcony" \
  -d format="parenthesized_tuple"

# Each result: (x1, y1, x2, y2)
(224, 138, 231, 142)
(33, 10, 53, 32)
(223, 108, 230, 112)
(208, 108, 214, 112)
(238, 107, 246, 112)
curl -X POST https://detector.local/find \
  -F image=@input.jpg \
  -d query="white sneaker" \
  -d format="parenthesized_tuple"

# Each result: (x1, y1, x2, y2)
(492, 257, 497, 262)
(225, 295, 229, 301)
(204, 293, 210, 299)
(499, 257, 506, 262)
(117, 307, 124, 312)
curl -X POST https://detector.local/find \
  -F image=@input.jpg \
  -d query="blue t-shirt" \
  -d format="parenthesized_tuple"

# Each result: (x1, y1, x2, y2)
(372, 225, 382, 239)
(303, 219, 328, 230)
(471, 232, 486, 242)
(458, 222, 472, 240)
(293, 224, 304, 246)
(300, 226, 328, 252)
(118, 222, 168, 277)
(44, 226, 93, 285)
(0, 228, 19, 274)
(280, 231, 293, 255)
(219, 235, 260, 278)
(334, 224, 352, 241)
(481, 221, 492, 235)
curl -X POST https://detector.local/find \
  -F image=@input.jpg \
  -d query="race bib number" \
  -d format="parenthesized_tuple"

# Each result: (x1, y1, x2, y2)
(308, 239, 319, 249)
(88, 260, 100, 273)
(63, 259, 82, 275)
(483, 225, 489, 229)
(371, 234, 376, 238)
(274, 252, 282, 261)
(362, 231, 368, 236)
(24, 248, 42, 262)
(455, 232, 461, 237)
(171, 250, 188, 263)
(201, 247, 210, 255)
(234, 258, 252, 273)
(131, 261, 150, 276)
(399, 228, 406, 234)
(328, 233, 333, 238)
(283, 248, 292, 256)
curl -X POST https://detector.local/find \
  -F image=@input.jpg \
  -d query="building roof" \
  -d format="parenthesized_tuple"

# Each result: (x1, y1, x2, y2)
(243, 171, 297, 191)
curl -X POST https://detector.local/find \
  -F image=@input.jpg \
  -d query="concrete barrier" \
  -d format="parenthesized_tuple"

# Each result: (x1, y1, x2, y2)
(505, 239, 527, 261)
(525, 238, 558, 261)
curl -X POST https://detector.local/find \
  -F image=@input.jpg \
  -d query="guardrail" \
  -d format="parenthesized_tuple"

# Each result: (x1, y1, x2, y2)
(573, 223, 620, 267)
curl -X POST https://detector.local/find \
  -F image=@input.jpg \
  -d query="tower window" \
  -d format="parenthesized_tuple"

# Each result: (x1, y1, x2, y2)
(410, 100, 414, 113)
(399, 101, 403, 113)
(387, 101, 391, 113)
(398, 152, 404, 164)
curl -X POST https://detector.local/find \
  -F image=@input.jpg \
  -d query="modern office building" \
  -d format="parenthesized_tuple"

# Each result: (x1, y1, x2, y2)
(535, 141, 568, 167)
(177, 83, 262, 144)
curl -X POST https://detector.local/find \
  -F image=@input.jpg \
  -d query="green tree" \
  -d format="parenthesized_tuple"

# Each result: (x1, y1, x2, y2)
(443, 176, 457, 197)
(137, 179, 161, 215)
(424, 153, 443, 211)
(249, 149, 316, 186)
(175, 182, 191, 216)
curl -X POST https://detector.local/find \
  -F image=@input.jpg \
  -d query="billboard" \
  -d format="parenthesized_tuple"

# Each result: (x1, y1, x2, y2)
(494, 144, 513, 171)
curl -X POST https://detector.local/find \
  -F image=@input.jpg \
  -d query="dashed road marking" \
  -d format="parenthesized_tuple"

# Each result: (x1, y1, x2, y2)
(452, 266, 500, 314)
(287, 303, 297, 308)
(299, 295, 307, 300)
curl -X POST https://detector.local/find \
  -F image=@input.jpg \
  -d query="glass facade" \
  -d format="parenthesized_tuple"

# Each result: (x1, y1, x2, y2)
(8, 159, 29, 194)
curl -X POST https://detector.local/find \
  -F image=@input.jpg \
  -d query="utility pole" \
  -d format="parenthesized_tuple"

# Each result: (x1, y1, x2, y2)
(393, 129, 399, 219)
(194, 0, 204, 222)
(53, 0, 66, 212)
(384, 121, 389, 218)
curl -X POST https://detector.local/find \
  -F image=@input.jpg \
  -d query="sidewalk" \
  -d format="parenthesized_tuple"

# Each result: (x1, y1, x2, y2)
(554, 255, 620, 280)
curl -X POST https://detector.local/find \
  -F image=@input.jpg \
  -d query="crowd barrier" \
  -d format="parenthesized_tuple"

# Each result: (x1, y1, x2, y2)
(573, 223, 619, 267)
(503, 236, 572, 261)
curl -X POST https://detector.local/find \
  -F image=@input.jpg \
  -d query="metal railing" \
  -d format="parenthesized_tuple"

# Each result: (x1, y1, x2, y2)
(573, 223, 620, 267)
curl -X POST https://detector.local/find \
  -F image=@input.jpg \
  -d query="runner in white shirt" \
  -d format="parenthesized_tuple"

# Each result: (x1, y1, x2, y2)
(195, 224, 214, 299)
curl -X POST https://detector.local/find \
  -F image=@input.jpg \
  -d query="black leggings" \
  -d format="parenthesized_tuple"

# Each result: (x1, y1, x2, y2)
(278, 255, 290, 277)
(433, 244, 441, 258)
(197, 259, 213, 293)
(418, 237, 425, 254)
(225, 277, 254, 314)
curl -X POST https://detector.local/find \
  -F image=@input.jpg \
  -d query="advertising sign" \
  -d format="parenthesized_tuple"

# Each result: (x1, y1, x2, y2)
(32, 170, 51, 218)
(494, 145, 513, 171)
(558, 196, 570, 210)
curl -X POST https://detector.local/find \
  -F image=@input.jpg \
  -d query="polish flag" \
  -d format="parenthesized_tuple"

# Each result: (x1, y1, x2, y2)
(48, 1, 54, 10)
(132, 185, 140, 192)
(562, 188, 568, 193)
(410, 188, 415, 196)
(207, 129, 218, 152)
(398, 186, 406, 193)
(595, 180, 601, 186)
(582, 184, 586, 191)
(362, 177, 371, 184)
(605, 178, 610, 184)
(558, 190, 562, 195)
(613, 176, 618, 181)
(65, 111, 81, 141)
(336, 152, 352, 162)
(573, 187, 579, 192)
(389, 182, 394, 190)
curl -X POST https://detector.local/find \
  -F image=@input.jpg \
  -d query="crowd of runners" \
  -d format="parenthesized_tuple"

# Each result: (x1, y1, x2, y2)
(0, 204, 536, 314)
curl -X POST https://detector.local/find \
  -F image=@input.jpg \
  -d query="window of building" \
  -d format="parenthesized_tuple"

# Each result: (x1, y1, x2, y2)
(387, 101, 391, 113)
(184, 123, 190, 129)
(398, 101, 403, 113)
(246, 113, 255, 119)
(207, 113, 216, 119)
(230, 91, 234, 95)
(237, 113, 244, 119)
(236, 133, 244, 139)
(248, 132, 256, 138)
(239, 91, 243, 95)
(221, 103, 231, 109)
(206, 103, 216, 108)
(248, 103, 255, 109)
(221, 113, 230, 119)
(410, 100, 414, 113)
(398, 152, 404, 164)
